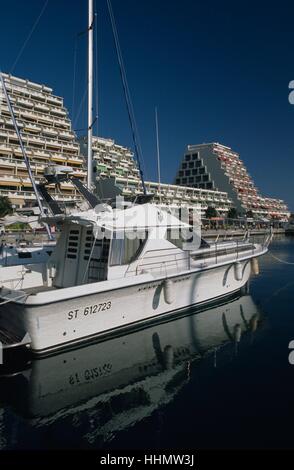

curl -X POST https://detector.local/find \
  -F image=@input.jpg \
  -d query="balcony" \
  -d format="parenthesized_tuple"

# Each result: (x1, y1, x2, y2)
(59, 131, 73, 140)
(47, 95, 63, 106)
(17, 98, 34, 109)
(23, 124, 42, 134)
(34, 103, 50, 113)
(42, 127, 58, 137)
(51, 107, 67, 117)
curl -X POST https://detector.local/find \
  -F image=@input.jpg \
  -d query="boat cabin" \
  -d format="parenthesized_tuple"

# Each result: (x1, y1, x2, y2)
(48, 204, 201, 288)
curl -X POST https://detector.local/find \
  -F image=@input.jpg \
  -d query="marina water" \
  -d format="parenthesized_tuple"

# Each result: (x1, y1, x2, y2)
(0, 235, 294, 450)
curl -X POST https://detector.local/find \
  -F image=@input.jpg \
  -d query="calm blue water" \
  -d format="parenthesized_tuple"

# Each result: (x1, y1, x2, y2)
(0, 235, 294, 450)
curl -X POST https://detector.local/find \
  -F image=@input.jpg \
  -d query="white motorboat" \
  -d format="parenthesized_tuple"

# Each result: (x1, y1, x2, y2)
(0, 209, 56, 269)
(0, 241, 55, 267)
(0, 201, 270, 354)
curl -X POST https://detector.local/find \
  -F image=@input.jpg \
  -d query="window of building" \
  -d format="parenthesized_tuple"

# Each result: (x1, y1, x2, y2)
(196, 176, 202, 182)
(186, 170, 191, 176)
(182, 178, 187, 184)
(203, 175, 209, 182)
(110, 231, 148, 266)
(185, 154, 191, 161)
(199, 168, 205, 175)
(192, 169, 197, 175)
(192, 153, 199, 160)
(189, 161, 194, 168)
(176, 178, 180, 184)
(195, 161, 202, 168)
(179, 170, 184, 177)
(182, 163, 187, 169)
(189, 177, 194, 183)
(206, 182, 213, 189)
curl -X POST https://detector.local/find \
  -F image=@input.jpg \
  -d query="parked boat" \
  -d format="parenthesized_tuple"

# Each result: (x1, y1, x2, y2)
(285, 221, 294, 235)
(0, 201, 270, 354)
(0, 241, 54, 267)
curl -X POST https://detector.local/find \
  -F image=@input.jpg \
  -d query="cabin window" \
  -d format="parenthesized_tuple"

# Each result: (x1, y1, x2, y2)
(110, 231, 148, 266)
(165, 227, 195, 250)
(165, 228, 207, 250)
(18, 252, 32, 259)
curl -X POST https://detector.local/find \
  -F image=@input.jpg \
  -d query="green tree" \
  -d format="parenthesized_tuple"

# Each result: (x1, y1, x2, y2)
(0, 196, 13, 218)
(227, 207, 238, 219)
(205, 206, 218, 218)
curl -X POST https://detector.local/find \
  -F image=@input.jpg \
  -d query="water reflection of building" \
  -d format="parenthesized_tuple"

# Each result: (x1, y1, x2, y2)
(0, 293, 264, 448)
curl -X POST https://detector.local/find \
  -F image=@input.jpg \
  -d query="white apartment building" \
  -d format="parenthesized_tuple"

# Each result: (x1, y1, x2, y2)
(175, 143, 289, 220)
(79, 136, 233, 216)
(0, 73, 86, 208)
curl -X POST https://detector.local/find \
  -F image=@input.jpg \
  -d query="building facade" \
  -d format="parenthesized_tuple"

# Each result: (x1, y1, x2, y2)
(0, 74, 288, 220)
(0, 73, 86, 208)
(79, 136, 233, 216)
(175, 142, 289, 220)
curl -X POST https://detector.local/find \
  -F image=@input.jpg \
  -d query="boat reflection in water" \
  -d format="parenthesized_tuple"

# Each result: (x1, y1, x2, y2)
(0, 291, 264, 448)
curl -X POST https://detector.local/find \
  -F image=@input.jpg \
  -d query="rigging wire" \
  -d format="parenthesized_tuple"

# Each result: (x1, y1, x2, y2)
(94, 1, 99, 136)
(73, 84, 87, 130)
(268, 250, 294, 265)
(10, 0, 49, 73)
(72, 37, 78, 124)
(106, 0, 147, 195)
(72, 15, 93, 132)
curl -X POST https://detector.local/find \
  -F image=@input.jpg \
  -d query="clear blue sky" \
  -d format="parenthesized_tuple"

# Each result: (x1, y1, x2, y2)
(1, 0, 294, 210)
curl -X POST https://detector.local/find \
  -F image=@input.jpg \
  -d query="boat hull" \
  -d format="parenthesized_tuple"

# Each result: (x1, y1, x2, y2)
(0, 259, 252, 353)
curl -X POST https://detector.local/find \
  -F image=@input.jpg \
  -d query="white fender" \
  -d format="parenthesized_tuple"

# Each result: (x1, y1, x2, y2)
(251, 257, 259, 275)
(234, 262, 243, 281)
(163, 279, 175, 304)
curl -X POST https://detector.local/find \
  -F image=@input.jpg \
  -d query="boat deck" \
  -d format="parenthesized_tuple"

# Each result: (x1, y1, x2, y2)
(22, 285, 56, 295)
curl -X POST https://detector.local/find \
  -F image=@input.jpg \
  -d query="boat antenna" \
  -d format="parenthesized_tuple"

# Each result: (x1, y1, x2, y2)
(155, 107, 162, 205)
(0, 72, 53, 240)
(107, 0, 147, 195)
(87, 0, 94, 189)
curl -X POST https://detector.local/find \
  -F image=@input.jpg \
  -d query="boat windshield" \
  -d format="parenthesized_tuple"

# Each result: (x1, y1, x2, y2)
(165, 227, 207, 250)
(109, 230, 148, 266)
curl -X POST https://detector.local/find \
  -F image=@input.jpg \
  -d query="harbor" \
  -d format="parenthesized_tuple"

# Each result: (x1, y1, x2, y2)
(0, 235, 294, 449)
(0, 0, 293, 460)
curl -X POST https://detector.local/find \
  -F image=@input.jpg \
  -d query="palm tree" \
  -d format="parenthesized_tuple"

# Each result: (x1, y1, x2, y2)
(205, 206, 218, 218)
(0, 196, 13, 218)
(227, 207, 238, 219)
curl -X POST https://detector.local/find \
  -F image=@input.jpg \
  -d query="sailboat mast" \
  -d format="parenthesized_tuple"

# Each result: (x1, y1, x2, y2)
(155, 107, 162, 205)
(87, 0, 94, 189)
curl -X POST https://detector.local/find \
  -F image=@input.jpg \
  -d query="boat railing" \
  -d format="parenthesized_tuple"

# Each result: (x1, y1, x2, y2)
(193, 238, 260, 266)
(127, 233, 268, 277)
(130, 249, 190, 277)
